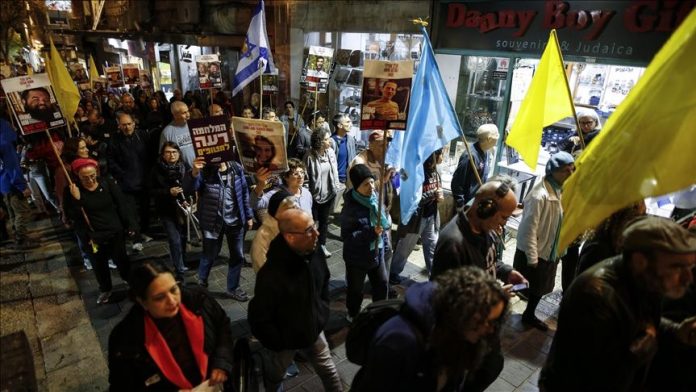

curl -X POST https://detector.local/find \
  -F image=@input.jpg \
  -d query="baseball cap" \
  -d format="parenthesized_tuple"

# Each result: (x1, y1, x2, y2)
(622, 216, 696, 254)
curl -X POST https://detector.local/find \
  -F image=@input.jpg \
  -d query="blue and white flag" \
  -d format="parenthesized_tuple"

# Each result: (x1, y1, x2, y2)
(232, 0, 275, 96)
(392, 27, 463, 224)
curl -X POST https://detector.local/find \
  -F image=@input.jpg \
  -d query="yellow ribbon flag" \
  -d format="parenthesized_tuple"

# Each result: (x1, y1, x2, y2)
(559, 9, 696, 251)
(89, 55, 100, 84)
(48, 37, 81, 128)
(506, 30, 575, 170)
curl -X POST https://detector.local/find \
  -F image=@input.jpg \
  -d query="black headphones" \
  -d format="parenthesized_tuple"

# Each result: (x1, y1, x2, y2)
(476, 182, 510, 219)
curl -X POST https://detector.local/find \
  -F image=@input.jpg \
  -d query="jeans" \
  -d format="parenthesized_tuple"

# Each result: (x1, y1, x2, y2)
(87, 232, 130, 292)
(198, 224, 245, 292)
(345, 253, 388, 317)
(28, 163, 58, 213)
(312, 195, 335, 247)
(390, 214, 438, 279)
(161, 216, 187, 275)
(261, 332, 343, 392)
(3, 192, 32, 239)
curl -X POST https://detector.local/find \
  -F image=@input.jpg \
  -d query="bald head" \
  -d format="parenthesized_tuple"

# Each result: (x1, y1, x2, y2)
(278, 209, 311, 233)
(469, 180, 518, 234)
(171, 101, 190, 124)
(476, 124, 499, 151)
(277, 209, 318, 255)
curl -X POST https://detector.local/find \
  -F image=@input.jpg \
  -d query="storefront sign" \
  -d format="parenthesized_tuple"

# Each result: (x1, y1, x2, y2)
(433, 0, 694, 63)
(188, 116, 235, 164)
(0, 74, 66, 135)
(360, 60, 414, 131)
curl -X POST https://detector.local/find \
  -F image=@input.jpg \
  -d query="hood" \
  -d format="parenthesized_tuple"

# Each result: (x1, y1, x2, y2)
(403, 282, 437, 333)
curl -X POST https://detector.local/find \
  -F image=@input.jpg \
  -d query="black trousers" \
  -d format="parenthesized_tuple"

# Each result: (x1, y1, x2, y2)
(312, 195, 335, 246)
(561, 244, 580, 292)
(87, 232, 130, 292)
(462, 337, 504, 392)
(123, 189, 151, 237)
(345, 262, 388, 317)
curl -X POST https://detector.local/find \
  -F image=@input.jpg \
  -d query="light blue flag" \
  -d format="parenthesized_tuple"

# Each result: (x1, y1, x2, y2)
(396, 27, 463, 224)
(232, 0, 275, 96)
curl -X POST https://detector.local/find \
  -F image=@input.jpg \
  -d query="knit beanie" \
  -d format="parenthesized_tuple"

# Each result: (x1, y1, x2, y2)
(545, 152, 574, 176)
(350, 164, 376, 189)
(71, 158, 98, 174)
(268, 190, 293, 218)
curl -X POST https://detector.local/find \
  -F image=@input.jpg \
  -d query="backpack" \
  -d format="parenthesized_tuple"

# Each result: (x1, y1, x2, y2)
(346, 298, 411, 365)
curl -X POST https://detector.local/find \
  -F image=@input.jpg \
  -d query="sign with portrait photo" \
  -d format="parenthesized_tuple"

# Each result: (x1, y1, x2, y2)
(300, 46, 334, 93)
(105, 66, 124, 87)
(187, 115, 235, 164)
(139, 69, 152, 90)
(0, 73, 66, 134)
(230, 117, 288, 174)
(360, 60, 414, 131)
(123, 64, 140, 85)
(196, 54, 222, 89)
(69, 63, 90, 90)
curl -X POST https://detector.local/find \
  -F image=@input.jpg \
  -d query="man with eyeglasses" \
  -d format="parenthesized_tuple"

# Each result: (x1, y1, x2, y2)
(108, 112, 155, 251)
(248, 209, 343, 392)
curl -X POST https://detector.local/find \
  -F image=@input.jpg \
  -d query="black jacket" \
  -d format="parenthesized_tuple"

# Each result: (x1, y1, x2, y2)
(108, 288, 234, 391)
(431, 209, 511, 281)
(340, 192, 384, 270)
(107, 129, 152, 192)
(149, 159, 191, 219)
(540, 256, 678, 392)
(248, 236, 330, 351)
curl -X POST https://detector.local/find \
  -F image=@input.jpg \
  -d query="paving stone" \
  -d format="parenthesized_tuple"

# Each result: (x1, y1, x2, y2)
(41, 323, 105, 372)
(500, 358, 535, 387)
(45, 354, 108, 392)
(28, 271, 79, 298)
(0, 300, 39, 339)
(34, 295, 89, 336)
(487, 377, 517, 392)
(0, 272, 31, 302)
(514, 380, 540, 392)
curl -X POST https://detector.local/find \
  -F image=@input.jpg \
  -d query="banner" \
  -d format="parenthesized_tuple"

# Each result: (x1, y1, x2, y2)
(196, 54, 223, 89)
(188, 115, 235, 164)
(69, 63, 90, 90)
(123, 64, 140, 85)
(0, 73, 66, 134)
(301, 46, 334, 93)
(106, 66, 124, 87)
(360, 60, 414, 131)
(158, 62, 172, 85)
(230, 117, 288, 174)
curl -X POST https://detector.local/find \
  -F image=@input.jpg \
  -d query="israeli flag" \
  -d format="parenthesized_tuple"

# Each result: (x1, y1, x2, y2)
(232, 0, 275, 96)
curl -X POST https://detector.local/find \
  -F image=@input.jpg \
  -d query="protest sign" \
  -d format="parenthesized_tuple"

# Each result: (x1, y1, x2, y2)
(230, 117, 288, 174)
(106, 66, 124, 87)
(360, 60, 414, 131)
(0, 73, 66, 134)
(123, 64, 140, 85)
(300, 46, 334, 93)
(196, 54, 222, 89)
(188, 115, 236, 164)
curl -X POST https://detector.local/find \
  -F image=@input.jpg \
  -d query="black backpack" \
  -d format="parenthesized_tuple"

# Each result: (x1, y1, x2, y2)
(346, 298, 421, 365)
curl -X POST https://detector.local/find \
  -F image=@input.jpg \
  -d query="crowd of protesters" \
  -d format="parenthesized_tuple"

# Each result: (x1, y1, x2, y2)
(1, 76, 695, 392)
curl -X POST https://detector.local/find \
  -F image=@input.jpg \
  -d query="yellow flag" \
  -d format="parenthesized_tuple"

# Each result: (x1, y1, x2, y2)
(506, 30, 575, 170)
(48, 37, 81, 126)
(559, 9, 696, 251)
(89, 55, 100, 84)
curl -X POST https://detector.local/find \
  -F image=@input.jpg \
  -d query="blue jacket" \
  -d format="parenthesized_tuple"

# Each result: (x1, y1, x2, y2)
(352, 282, 437, 391)
(185, 161, 253, 237)
(0, 119, 27, 195)
(340, 192, 385, 270)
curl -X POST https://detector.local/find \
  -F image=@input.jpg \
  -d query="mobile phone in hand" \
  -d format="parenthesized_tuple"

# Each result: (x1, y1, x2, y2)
(511, 282, 529, 292)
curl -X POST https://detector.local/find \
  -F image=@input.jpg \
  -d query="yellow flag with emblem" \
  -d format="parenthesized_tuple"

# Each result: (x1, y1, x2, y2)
(559, 9, 696, 251)
(506, 29, 575, 171)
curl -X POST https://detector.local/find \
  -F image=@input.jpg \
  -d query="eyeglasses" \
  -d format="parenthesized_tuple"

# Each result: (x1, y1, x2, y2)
(579, 120, 595, 125)
(163, 150, 180, 155)
(79, 173, 97, 182)
(288, 170, 305, 178)
(286, 222, 319, 236)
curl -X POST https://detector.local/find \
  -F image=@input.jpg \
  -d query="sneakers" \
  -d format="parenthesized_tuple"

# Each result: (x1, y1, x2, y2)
(389, 275, 404, 285)
(320, 245, 332, 258)
(141, 234, 153, 243)
(227, 288, 249, 302)
(83, 258, 93, 270)
(521, 315, 549, 331)
(97, 291, 112, 305)
(108, 259, 118, 269)
(132, 242, 144, 252)
(345, 314, 354, 323)
(197, 279, 209, 288)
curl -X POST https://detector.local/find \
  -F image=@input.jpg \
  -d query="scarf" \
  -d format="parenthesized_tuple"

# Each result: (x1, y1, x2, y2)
(143, 303, 208, 389)
(546, 176, 565, 261)
(351, 189, 390, 250)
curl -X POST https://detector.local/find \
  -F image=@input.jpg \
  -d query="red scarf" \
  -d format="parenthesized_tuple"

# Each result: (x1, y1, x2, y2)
(143, 303, 208, 389)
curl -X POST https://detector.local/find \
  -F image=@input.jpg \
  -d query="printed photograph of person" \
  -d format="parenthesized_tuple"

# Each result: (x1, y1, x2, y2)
(254, 134, 279, 171)
(209, 62, 222, 86)
(307, 55, 329, 78)
(20, 87, 59, 124)
(197, 62, 209, 85)
(123, 67, 139, 85)
(366, 79, 399, 120)
(71, 66, 88, 83)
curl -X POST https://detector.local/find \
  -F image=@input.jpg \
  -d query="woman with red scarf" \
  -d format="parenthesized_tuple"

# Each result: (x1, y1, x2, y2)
(108, 261, 234, 390)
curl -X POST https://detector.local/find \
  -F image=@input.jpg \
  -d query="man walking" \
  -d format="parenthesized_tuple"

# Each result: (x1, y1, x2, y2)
(248, 209, 343, 392)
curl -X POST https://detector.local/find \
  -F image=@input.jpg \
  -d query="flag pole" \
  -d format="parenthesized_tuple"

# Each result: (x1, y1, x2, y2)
(313, 88, 318, 127)
(551, 29, 585, 150)
(375, 130, 390, 255)
(462, 137, 483, 186)
(259, 71, 264, 120)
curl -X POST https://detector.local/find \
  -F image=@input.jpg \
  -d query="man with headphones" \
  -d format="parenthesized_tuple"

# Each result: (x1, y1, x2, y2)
(431, 176, 527, 392)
